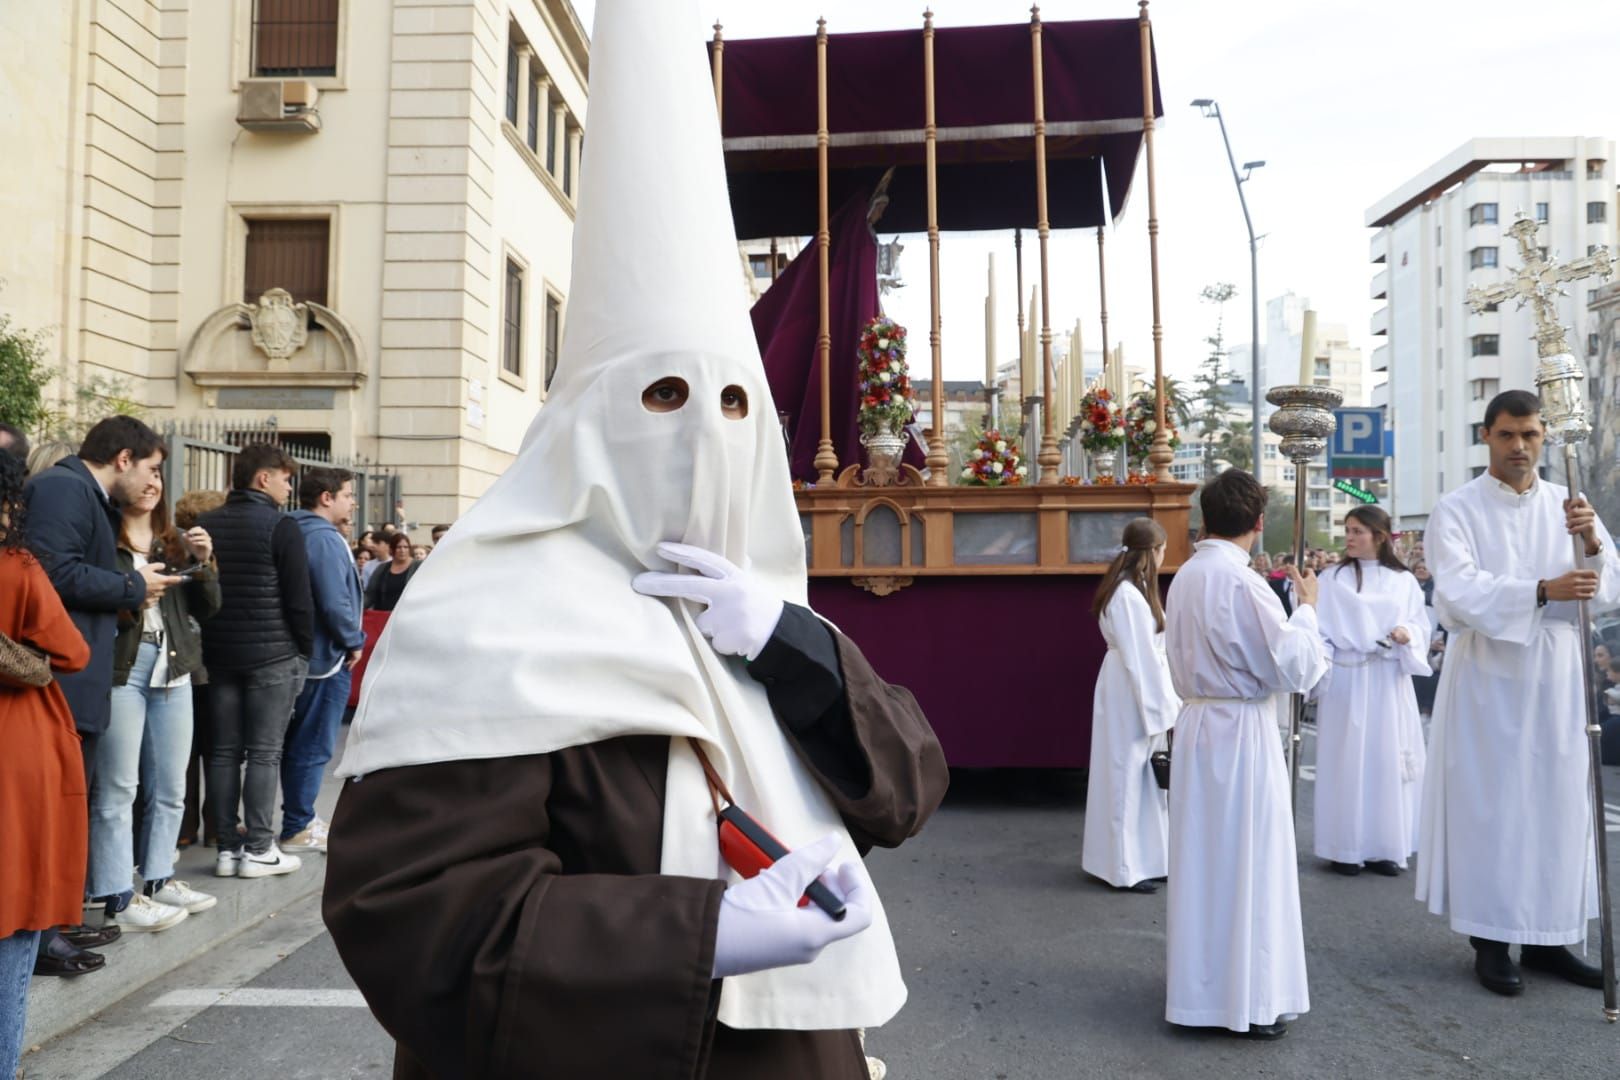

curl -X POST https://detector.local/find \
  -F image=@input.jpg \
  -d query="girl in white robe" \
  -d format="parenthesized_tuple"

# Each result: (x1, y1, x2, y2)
(1312, 506, 1431, 876)
(1083, 518, 1180, 892)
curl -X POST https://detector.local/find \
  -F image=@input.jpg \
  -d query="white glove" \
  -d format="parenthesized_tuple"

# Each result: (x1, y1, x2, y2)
(711, 833, 874, 979)
(632, 542, 785, 661)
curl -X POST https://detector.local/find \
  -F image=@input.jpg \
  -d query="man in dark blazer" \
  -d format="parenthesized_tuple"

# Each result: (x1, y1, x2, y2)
(23, 415, 181, 975)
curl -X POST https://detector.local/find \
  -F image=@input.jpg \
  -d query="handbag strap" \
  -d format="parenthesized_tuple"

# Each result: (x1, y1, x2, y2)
(687, 738, 732, 819)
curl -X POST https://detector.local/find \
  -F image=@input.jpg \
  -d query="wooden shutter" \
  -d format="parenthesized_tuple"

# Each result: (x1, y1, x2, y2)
(244, 219, 330, 306)
(255, 0, 339, 77)
(544, 293, 561, 388)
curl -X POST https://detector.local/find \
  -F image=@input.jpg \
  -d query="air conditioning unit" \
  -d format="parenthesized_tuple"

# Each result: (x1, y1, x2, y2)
(238, 80, 321, 133)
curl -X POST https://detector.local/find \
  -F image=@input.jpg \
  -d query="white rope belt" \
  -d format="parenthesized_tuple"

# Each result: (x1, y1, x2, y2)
(1181, 695, 1272, 707)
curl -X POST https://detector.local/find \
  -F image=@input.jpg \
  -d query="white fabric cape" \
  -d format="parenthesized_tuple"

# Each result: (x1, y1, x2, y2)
(1416, 474, 1620, 944)
(1311, 561, 1430, 865)
(1162, 539, 1328, 1031)
(335, 0, 905, 1031)
(1082, 583, 1177, 887)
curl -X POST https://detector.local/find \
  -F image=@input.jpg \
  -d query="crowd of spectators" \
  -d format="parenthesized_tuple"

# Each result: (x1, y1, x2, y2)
(0, 415, 449, 1074)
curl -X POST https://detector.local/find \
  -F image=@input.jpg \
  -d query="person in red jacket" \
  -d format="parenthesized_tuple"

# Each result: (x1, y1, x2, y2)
(0, 451, 93, 1075)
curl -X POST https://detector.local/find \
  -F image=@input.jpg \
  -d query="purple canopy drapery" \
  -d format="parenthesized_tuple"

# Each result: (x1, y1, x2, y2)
(752, 192, 925, 483)
(712, 17, 1163, 237)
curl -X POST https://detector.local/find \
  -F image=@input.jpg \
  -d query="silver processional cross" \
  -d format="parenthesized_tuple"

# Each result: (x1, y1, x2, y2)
(1465, 214, 1612, 360)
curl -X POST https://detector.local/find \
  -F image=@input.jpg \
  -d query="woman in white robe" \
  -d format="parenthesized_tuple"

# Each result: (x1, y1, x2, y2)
(1312, 506, 1431, 876)
(1083, 518, 1179, 892)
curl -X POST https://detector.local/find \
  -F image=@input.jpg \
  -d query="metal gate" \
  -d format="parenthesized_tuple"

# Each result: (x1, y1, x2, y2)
(161, 419, 399, 535)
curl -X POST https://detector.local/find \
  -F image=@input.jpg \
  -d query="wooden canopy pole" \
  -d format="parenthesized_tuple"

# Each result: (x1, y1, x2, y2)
(1031, 6, 1061, 483)
(710, 21, 723, 112)
(1139, 1, 1171, 481)
(922, 9, 948, 485)
(1097, 226, 1110, 389)
(813, 18, 838, 484)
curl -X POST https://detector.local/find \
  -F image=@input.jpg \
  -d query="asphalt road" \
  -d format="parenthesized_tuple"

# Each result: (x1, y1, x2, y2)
(23, 730, 1620, 1080)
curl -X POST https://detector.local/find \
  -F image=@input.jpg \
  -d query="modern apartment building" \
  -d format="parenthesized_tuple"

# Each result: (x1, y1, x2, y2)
(2, 0, 589, 531)
(1365, 137, 1618, 531)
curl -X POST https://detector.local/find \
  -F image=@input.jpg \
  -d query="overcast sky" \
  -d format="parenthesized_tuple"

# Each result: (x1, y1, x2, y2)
(571, 0, 1617, 385)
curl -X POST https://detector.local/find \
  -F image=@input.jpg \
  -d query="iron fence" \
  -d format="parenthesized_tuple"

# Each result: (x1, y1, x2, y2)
(161, 419, 398, 537)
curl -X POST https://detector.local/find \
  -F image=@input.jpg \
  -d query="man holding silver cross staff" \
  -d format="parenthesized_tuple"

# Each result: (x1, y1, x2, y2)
(1416, 214, 1619, 1016)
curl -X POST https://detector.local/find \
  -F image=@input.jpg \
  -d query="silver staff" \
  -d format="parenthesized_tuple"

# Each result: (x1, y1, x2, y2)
(1468, 214, 1616, 1021)
(1266, 382, 1342, 816)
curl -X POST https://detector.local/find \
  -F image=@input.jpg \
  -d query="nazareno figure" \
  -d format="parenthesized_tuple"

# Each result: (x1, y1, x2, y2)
(321, 3, 947, 1077)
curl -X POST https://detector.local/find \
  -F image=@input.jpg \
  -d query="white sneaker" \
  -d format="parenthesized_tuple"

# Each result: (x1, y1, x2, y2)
(281, 822, 328, 853)
(215, 850, 242, 878)
(107, 894, 188, 933)
(150, 880, 217, 914)
(239, 845, 302, 879)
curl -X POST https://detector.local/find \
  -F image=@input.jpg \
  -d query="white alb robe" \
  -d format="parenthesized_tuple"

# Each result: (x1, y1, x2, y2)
(1163, 539, 1329, 1032)
(1312, 562, 1431, 866)
(1417, 473, 1620, 945)
(1083, 583, 1179, 888)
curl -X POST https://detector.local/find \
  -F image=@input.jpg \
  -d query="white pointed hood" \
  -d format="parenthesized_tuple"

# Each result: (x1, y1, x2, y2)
(336, 0, 906, 1033)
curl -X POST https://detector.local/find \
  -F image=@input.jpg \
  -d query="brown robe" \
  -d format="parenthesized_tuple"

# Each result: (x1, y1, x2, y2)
(324, 609, 947, 1080)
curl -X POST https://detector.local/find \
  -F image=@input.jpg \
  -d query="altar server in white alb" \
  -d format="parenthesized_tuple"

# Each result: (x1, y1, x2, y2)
(1312, 505, 1431, 878)
(1163, 469, 1329, 1040)
(1082, 517, 1179, 894)
(1417, 389, 1620, 998)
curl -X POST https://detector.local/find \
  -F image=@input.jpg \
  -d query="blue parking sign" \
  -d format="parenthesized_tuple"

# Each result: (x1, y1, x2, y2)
(1330, 408, 1384, 480)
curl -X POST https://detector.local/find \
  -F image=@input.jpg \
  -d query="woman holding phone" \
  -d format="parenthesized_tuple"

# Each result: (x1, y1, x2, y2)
(85, 477, 223, 930)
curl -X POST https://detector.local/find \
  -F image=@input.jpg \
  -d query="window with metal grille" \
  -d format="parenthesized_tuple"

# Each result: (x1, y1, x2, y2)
(243, 218, 330, 307)
(1470, 334, 1499, 357)
(253, 0, 339, 78)
(506, 39, 520, 125)
(1590, 202, 1608, 224)
(544, 293, 562, 390)
(503, 260, 524, 377)
(1469, 247, 1498, 269)
(527, 78, 540, 151)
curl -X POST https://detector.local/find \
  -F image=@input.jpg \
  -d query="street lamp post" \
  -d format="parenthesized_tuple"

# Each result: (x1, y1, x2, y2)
(1191, 99, 1264, 484)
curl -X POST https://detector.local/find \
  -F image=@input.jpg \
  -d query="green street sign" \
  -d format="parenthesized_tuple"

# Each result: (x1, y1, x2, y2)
(1333, 478, 1377, 504)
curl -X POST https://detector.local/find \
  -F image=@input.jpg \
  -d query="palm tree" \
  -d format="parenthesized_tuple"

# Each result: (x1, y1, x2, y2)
(1216, 420, 1254, 473)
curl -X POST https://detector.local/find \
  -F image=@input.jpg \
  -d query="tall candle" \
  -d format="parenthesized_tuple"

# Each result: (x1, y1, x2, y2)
(985, 253, 997, 389)
(1298, 309, 1317, 385)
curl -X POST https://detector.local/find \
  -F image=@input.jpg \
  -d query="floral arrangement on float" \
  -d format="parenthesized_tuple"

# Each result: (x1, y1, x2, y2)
(1076, 386, 1126, 484)
(961, 430, 1027, 486)
(1124, 390, 1180, 484)
(856, 315, 914, 485)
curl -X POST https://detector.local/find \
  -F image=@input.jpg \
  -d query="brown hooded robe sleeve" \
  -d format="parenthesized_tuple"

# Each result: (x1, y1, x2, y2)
(323, 605, 947, 1080)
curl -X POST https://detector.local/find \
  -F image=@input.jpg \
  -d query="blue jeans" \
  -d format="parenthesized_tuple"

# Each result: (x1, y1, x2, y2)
(89, 642, 193, 897)
(1, 930, 41, 1078)
(280, 667, 352, 840)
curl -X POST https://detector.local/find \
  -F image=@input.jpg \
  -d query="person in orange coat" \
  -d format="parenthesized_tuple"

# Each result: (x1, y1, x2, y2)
(0, 451, 92, 1076)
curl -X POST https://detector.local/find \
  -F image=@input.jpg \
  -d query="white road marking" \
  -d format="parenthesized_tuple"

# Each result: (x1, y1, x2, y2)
(149, 988, 368, 1009)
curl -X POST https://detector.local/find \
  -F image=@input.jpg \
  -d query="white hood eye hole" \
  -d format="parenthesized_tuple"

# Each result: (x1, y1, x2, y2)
(721, 385, 749, 420)
(642, 377, 690, 413)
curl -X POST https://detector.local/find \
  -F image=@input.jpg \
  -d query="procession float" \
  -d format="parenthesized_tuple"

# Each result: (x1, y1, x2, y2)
(711, 3, 1196, 767)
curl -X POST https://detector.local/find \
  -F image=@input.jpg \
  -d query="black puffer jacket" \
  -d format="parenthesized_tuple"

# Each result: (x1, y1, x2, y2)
(197, 490, 314, 673)
(111, 542, 223, 687)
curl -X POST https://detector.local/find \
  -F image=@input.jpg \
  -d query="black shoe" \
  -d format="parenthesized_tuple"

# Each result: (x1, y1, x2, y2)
(34, 934, 106, 978)
(1364, 860, 1402, 877)
(1238, 1021, 1288, 1040)
(1329, 861, 1362, 876)
(1123, 880, 1160, 894)
(1521, 945, 1606, 989)
(60, 923, 122, 949)
(1470, 937, 1523, 996)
